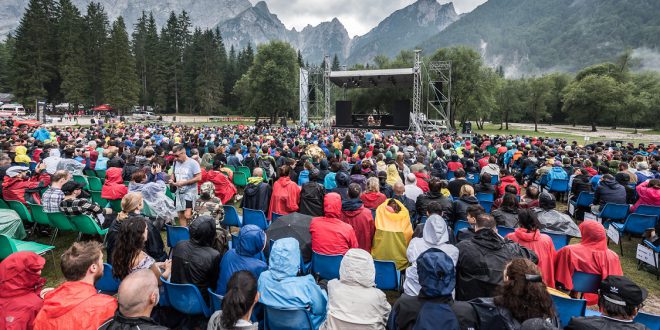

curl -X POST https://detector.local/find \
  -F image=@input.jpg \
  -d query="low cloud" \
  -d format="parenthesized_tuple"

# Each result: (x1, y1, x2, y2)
(632, 47, 660, 72)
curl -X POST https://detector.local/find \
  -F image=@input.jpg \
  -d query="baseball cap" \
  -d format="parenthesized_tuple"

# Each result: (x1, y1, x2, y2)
(600, 275, 647, 307)
(61, 181, 85, 194)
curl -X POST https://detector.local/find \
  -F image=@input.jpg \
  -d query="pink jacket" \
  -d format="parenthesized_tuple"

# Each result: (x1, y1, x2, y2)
(632, 180, 660, 212)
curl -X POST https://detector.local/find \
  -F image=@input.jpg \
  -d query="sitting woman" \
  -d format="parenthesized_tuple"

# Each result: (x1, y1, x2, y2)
(449, 185, 480, 223)
(360, 177, 387, 209)
(111, 216, 171, 283)
(505, 209, 556, 287)
(371, 199, 413, 270)
(207, 271, 259, 330)
(491, 193, 519, 228)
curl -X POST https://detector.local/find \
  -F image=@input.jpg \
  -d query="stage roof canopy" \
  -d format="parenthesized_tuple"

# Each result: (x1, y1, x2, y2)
(329, 68, 415, 89)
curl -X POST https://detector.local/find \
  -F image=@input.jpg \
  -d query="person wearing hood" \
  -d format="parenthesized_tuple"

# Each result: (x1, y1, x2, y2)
(416, 178, 453, 220)
(448, 185, 480, 224)
(241, 167, 271, 215)
(492, 193, 520, 228)
(331, 171, 351, 201)
(0, 252, 48, 330)
(505, 209, 556, 287)
(33, 241, 117, 329)
(496, 168, 520, 197)
(321, 249, 391, 330)
(324, 161, 340, 190)
(480, 156, 500, 177)
(341, 184, 375, 252)
(2, 164, 49, 205)
(635, 161, 655, 184)
(317, 158, 330, 184)
(299, 169, 326, 217)
(455, 213, 537, 301)
(258, 238, 328, 329)
(349, 164, 368, 191)
(206, 160, 238, 204)
(13, 145, 31, 165)
(171, 215, 222, 301)
(216, 225, 267, 296)
(360, 177, 387, 209)
(545, 161, 569, 191)
(389, 249, 460, 330)
(404, 208, 459, 296)
(101, 167, 128, 200)
(42, 147, 62, 175)
(592, 174, 627, 212)
(372, 198, 414, 270)
(555, 220, 623, 305)
(310, 193, 359, 255)
(298, 161, 313, 186)
(632, 179, 660, 212)
(33, 126, 51, 142)
(268, 165, 301, 219)
(534, 192, 581, 238)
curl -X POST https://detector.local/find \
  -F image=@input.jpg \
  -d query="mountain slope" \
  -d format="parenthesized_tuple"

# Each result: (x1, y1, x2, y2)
(422, 0, 660, 74)
(348, 0, 458, 64)
(217, 1, 291, 51)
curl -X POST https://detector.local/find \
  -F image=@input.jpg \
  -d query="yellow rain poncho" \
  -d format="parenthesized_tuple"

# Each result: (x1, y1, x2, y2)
(386, 164, 401, 186)
(14, 146, 31, 165)
(371, 199, 413, 270)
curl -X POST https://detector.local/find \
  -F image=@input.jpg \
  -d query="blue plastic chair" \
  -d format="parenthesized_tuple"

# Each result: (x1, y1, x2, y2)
(446, 171, 455, 180)
(466, 173, 480, 185)
(551, 294, 586, 328)
(419, 216, 428, 224)
(374, 260, 400, 291)
(161, 277, 211, 317)
(271, 212, 284, 222)
(264, 305, 314, 330)
(479, 200, 494, 213)
(243, 208, 269, 230)
(207, 287, 224, 312)
(490, 175, 499, 185)
(454, 220, 470, 238)
(165, 225, 190, 255)
(497, 226, 514, 238)
(547, 179, 569, 200)
(643, 240, 660, 280)
(96, 263, 121, 295)
(222, 205, 243, 229)
(634, 312, 660, 330)
(636, 205, 660, 218)
(476, 192, 495, 202)
(571, 271, 601, 298)
(610, 214, 658, 256)
(570, 192, 594, 208)
(596, 203, 629, 227)
(312, 252, 343, 280)
(541, 231, 570, 250)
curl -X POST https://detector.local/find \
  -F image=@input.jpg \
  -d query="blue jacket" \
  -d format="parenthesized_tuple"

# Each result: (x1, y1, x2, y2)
(546, 166, 569, 188)
(324, 172, 337, 190)
(33, 128, 51, 142)
(216, 225, 267, 295)
(258, 238, 327, 329)
(298, 170, 310, 186)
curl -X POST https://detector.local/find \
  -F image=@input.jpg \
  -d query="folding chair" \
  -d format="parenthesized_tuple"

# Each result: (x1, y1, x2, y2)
(610, 214, 658, 255)
(551, 294, 586, 328)
(374, 260, 401, 291)
(571, 271, 601, 299)
(161, 277, 211, 317)
(541, 231, 570, 250)
(243, 208, 269, 230)
(165, 224, 190, 256)
(222, 205, 243, 230)
(0, 234, 54, 261)
(69, 214, 108, 242)
(312, 251, 343, 280)
(264, 306, 313, 330)
(595, 203, 629, 228)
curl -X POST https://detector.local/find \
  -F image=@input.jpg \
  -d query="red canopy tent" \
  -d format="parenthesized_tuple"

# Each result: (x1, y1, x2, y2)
(91, 104, 113, 111)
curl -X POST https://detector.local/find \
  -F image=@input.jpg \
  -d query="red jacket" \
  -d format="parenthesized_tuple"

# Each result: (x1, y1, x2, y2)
(1, 172, 50, 205)
(496, 175, 520, 197)
(447, 161, 463, 172)
(554, 221, 623, 305)
(360, 191, 386, 209)
(632, 180, 660, 212)
(0, 252, 46, 330)
(268, 176, 301, 219)
(478, 156, 489, 169)
(33, 281, 117, 330)
(584, 167, 598, 176)
(310, 193, 359, 255)
(206, 170, 237, 204)
(101, 167, 128, 200)
(341, 199, 375, 252)
(414, 172, 430, 192)
(507, 229, 556, 287)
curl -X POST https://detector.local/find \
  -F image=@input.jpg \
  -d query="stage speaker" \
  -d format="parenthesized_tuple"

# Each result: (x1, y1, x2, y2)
(392, 100, 410, 127)
(335, 101, 352, 126)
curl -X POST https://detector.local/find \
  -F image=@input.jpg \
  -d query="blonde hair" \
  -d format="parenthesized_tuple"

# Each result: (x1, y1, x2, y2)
(460, 185, 475, 197)
(366, 177, 380, 193)
(117, 192, 144, 221)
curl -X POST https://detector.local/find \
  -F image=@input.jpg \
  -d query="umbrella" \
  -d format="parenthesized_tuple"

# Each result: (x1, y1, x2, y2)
(265, 212, 313, 262)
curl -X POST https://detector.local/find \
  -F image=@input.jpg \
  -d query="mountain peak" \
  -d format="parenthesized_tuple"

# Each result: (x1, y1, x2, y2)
(254, 1, 270, 13)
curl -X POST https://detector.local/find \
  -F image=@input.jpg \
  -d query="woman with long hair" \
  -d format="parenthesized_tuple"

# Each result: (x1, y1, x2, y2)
(360, 177, 386, 209)
(111, 217, 171, 282)
(492, 193, 520, 228)
(208, 272, 259, 330)
(505, 209, 556, 287)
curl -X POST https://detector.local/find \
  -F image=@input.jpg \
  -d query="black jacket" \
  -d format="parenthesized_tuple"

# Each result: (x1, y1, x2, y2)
(170, 216, 222, 302)
(388, 294, 455, 330)
(106, 214, 167, 264)
(99, 311, 169, 330)
(449, 196, 480, 223)
(298, 181, 326, 217)
(415, 191, 452, 219)
(393, 194, 417, 223)
(474, 182, 495, 195)
(122, 163, 141, 182)
(594, 178, 627, 207)
(492, 207, 519, 228)
(571, 173, 592, 196)
(566, 316, 650, 330)
(455, 229, 538, 301)
(448, 179, 471, 198)
(241, 181, 271, 214)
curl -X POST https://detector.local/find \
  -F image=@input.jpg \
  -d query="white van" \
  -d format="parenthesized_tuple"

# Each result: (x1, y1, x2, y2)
(0, 104, 26, 116)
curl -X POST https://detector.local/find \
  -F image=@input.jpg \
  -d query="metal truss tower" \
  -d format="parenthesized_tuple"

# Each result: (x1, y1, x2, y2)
(299, 65, 326, 127)
(410, 50, 423, 135)
(323, 55, 332, 127)
(426, 61, 452, 127)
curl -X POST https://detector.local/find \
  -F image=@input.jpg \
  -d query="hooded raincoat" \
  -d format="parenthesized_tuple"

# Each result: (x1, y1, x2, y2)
(632, 180, 660, 211)
(241, 178, 271, 214)
(206, 170, 237, 204)
(310, 193, 359, 255)
(554, 221, 623, 305)
(101, 167, 128, 200)
(360, 191, 387, 209)
(216, 225, 267, 295)
(535, 193, 581, 237)
(258, 238, 328, 329)
(371, 199, 413, 270)
(506, 228, 556, 287)
(321, 249, 391, 330)
(0, 252, 46, 330)
(14, 146, 31, 165)
(268, 176, 301, 219)
(340, 198, 375, 252)
(137, 181, 177, 221)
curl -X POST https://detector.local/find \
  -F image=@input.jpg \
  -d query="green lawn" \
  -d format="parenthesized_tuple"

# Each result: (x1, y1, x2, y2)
(475, 124, 579, 140)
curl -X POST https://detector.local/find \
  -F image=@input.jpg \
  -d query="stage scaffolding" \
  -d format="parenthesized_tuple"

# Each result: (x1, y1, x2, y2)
(299, 59, 329, 127)
(426, 60, 452, 126)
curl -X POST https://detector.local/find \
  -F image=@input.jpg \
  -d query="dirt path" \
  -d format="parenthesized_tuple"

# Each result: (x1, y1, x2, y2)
(508, 123, 660, 143)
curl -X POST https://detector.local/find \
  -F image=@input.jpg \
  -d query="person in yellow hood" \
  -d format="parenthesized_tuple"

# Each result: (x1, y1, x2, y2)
(14, 146, 31, 165)
(371, 198, 413, 270)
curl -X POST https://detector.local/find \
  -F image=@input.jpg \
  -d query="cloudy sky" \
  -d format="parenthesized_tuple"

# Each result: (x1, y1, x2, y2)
(254, 0, 487, 37)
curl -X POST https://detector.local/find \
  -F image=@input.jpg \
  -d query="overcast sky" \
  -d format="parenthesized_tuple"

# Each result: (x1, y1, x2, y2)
(254, 0, 487, 37)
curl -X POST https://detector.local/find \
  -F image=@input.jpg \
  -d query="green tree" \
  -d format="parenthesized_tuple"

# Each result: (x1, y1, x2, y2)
(562, 75, 628, 132)
(83, 2, 109, 105)
(524, 76, 553, 132)
(545, 73, 572, 124)
(160, 11, 191, 114)
(297, 50, 304, 67)
(625, 72, 660, 132)
(102, 17, 139, 114)
(495, 79, 527, 130)
(331, 54, 340, 71)
(58, 0, 87, 107)
(0, 35, 15, 93)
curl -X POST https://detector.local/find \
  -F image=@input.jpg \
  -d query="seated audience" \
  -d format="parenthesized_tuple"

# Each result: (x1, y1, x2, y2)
(455, 204, 485, 242)
(474, 173, 495, 194)
(505, 209, 556, 287)
(534, 192, 581, 238)
(360, 177, 387, 209)
(449, 184, 480, 224)
(310, 193, 359, 255)
(2, 164, 49, 205)
(496, 169, 520, 197)
(206, 160, 237, 204)
(101, 167, 128, 201)
(404, 173, 423, 202)
(216, 225, 267, 295)
(241, 167, 271, 215)
(0, 252, 48, 330)
(392, 182, 417, 223)
(42, 170, 70, 213)
(632, 179, 660, 212)
(492, 193, 520, 227)
(340, 184, 375, 252)
(299, 169, 326, 217)
(416, 178, 452, 219)
(592, 174, 627, 212)
(111, 217, 171, 282)
(268, 165, 301, 219)
(60, 181, 109, 227)
(208, 271, 259, 330)
(447, 168, 470, 198)
(372, 199, 414, 270)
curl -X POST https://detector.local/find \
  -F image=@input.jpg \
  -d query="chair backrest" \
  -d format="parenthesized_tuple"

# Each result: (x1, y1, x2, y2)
(271, 212, 284, 222)
(161, 278, 211, 317)
(466, 173, 480, 185)
(95, 169, 106, 180)
(108, 199, 123, 212)
(476, 192, 495, 202)
(28, 203, 52, 226)
(497, 226, 514, 238)
(571, 271, 601, 294)
(84, 169, 97, 177)
(636, 205, 660, 218)
(233, 171, 248, 187)
(88, 177, 103, 191)
(479, 200, 494, 213)
(0, 234, 18, 259)
(90, 191, 108, 208)
(446, 171, 455, 180)
(73, 175, 90, 190)
(207, 287, 224, 312)
(95, 263, 121, 294)
(225, 165, 236, 172)
(551, 294, 586, 327)
(549, 179, 569, 192)
(243, 208, 269, 230)
(623, 214, 659, 235)
(142, 202, 154, 217)
(374, 260, 399, 290)
(47, 212, 77, 231)
(312, 252, 343, 280)
(238, 166, 251, 179)
(454, 220, 471, 237)
(576, 192, 595, 207)
(221, 205, 242, 228)
(265, 305, 314, 330)
(165, 224, 190, 249)
(600, 203, 629, 220)
(541, 232, 570, 250)
(634, 312, 660, 330)
(69, 214, 105, 235)
(491, 175, 499, 185)
(8, 200, 32, 223)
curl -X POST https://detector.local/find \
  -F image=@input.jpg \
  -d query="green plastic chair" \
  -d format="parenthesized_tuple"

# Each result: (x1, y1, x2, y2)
(84, 169, 97, 177)
(88, 177, 103, 191)
(225, 165, 236, 172)
(95, 169, 107, 180)
(0, 199, 9, 209)
(142, 202, 154, 217)
(69, 214, 108, 238)
(27, 203, 52, 226)
(166, 186, 175, 201)
(233, 171, 248, 187)
(90, 191, 108, 208)
(46, 212, 78, 244)
(7, 200, 33, 223)
(0, 234, 54, 260)
(124, 181, 130, 186)
(73, 175, 90, 190)
(108, 199, 123, 212)
(238, 166, 251, 179)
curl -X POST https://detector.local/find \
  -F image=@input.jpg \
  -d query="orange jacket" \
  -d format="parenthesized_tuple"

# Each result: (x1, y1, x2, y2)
(33, 281, 117, 330)
(268, 176, 301, 219)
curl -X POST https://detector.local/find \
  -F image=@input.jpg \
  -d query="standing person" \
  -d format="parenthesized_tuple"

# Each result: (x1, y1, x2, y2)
(207, 271, 260, 330)
(0, 252, 49, 330)
(33, 241, 118, 330)
(171, 144, 202, 227)
(268, 165, 301, 219)
(505, 209, 556, 287)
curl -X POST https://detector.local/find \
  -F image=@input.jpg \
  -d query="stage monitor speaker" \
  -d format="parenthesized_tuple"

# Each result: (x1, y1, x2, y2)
(392, 100, 410, 127)
(335, 101, 352, 126)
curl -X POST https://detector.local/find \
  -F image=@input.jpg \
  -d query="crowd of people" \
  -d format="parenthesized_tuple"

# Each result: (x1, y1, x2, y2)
(0, 121, 659, 330)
